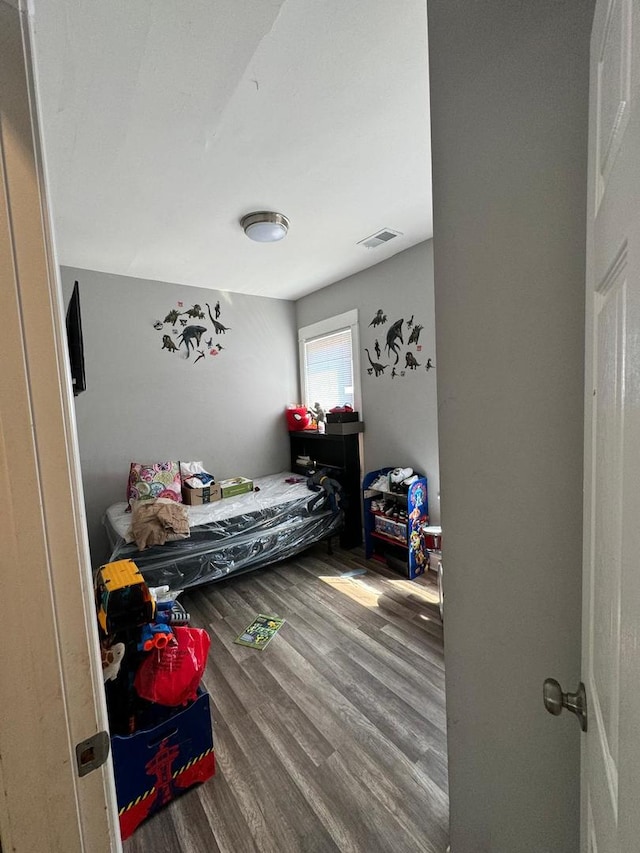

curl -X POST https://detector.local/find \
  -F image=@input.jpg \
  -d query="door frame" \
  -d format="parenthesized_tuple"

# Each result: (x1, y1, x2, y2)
(0, 1, 120, 850)
(580, 0, 640, 849)
(427, 1, 594, 850)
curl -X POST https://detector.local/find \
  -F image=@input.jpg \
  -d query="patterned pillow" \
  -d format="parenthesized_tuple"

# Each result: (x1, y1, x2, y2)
(127, 461, 182, 510)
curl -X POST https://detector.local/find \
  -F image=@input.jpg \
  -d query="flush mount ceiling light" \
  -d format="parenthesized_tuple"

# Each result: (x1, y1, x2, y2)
(241, 211, 290, 243)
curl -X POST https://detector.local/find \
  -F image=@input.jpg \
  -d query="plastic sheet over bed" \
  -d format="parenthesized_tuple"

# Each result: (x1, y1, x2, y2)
(103, 472, 343, 590)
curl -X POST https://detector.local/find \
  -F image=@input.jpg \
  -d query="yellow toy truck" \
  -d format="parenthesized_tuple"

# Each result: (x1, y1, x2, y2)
(95, 559, 154, 635)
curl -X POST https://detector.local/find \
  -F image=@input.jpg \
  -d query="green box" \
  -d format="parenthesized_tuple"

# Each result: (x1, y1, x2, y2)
(220, 476, 254, 498)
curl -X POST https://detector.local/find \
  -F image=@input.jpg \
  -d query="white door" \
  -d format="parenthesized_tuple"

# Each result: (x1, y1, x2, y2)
(0, 2, 120, 850)
(582, 1, 640, 850)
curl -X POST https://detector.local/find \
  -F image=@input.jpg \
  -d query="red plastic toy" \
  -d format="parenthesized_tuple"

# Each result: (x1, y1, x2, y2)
(285, 406, 314, 431)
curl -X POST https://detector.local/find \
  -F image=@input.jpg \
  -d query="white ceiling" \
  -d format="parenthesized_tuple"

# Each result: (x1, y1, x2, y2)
(33, 0, 432, 301)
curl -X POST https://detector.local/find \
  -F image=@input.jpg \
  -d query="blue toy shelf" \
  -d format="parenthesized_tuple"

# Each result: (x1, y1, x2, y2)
(363, 467, 429, 579)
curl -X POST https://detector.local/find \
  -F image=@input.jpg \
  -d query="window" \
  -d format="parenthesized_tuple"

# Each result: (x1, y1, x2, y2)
(304, 328, 354, 410)
(298, 310, 361, 413)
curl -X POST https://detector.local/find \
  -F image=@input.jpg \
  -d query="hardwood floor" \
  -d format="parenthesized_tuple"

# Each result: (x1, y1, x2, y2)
(123, 545, 448, 853)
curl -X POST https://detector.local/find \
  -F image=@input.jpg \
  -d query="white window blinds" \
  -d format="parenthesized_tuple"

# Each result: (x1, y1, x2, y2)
(303, 328, 354, 411)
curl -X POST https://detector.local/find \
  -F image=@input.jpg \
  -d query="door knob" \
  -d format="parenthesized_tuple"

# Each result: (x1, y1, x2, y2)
(543, 678, 588, 731)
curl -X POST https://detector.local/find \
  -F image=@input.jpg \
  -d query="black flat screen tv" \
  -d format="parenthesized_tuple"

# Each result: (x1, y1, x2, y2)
(66, 280, 86, 396)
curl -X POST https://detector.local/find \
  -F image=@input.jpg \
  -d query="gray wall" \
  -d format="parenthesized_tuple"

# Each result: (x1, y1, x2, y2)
(427, 2, 593, 852)
(61, 266, 298, 563)
(296, 241, 440, 523)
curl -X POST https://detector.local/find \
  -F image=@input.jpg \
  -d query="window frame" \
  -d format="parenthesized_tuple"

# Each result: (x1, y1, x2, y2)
(298, 309, 362, 417)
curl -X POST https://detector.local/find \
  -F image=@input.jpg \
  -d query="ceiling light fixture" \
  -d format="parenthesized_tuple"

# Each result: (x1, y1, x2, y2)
(241, 211, 290, 243)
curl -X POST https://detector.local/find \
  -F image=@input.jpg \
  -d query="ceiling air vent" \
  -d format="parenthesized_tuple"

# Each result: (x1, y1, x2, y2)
(357, 228, 402, 249)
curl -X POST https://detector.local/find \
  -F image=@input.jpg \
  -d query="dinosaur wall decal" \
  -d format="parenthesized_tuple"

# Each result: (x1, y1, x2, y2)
(408, 324, 423, 345)
(385, 319, 404, 364)
(369, 309, 387, 328)
(365, 307, 430, 378)
(365, 348, 388, 377)
(156, 299, 235, 362)
(405, 351, 420, 370)
(179, 325, 207, 357)
(183, 304, 205, 319)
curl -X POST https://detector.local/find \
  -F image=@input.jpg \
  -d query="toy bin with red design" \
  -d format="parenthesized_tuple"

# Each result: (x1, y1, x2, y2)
(111, 689, 215, 840)
(285, 405, 313, 431)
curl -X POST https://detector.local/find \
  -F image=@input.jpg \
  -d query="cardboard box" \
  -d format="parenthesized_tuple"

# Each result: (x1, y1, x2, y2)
(220, 476, 254, 498)
(111, 689, 215, 840)
(182, 483, 221, 505)
(325, 421, 365, 435)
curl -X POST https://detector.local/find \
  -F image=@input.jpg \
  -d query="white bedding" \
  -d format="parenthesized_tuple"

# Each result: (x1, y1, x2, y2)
(105, 471, 310, 541)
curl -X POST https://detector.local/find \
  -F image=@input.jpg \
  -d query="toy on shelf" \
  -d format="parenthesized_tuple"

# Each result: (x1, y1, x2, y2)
(285, 404, 315, 431)
(312, 402, 326, 423)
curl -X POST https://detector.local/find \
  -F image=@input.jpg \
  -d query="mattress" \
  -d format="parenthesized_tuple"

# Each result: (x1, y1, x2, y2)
(103, 471, 343, 590)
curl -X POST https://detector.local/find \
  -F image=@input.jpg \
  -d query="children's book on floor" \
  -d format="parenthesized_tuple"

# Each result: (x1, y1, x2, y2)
(234, 614, 285, 649)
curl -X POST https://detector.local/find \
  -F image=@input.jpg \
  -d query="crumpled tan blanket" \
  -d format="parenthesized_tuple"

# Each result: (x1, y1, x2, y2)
(129, 498, 190, 551)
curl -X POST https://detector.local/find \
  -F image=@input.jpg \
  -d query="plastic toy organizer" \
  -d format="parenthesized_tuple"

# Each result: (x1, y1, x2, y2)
(363, 467, 429, 579)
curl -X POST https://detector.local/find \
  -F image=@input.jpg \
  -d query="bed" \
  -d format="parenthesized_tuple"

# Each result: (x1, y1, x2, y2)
(103, 471, 343, 590)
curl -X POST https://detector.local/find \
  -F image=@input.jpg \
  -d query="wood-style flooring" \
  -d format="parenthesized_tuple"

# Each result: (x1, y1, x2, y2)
(123, 545, 448, 853)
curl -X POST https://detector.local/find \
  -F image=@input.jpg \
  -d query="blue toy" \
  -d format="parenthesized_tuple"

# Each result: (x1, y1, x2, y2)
(138, 623, 173, 652)
(155, 600, 191, 626)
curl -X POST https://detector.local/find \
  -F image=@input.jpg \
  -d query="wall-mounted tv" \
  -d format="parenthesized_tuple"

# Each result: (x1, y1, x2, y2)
(66, 280, 86, 396)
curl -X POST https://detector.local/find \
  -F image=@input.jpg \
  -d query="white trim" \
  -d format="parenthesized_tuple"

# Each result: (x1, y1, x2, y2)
(26, 8, 122, 846)
(0, 4, 120, 850)
(298, 309, 362, 416)
(298, 308, 359, 342)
